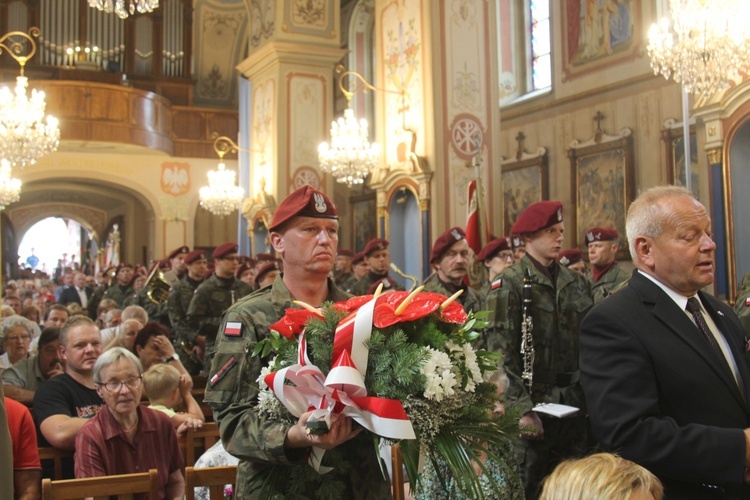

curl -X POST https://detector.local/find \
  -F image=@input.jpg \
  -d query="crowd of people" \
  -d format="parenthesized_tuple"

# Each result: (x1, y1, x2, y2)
(2, 182, 750, 499)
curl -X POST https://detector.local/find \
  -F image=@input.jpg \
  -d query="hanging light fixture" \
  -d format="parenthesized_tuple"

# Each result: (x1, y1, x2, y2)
(318, 64, 406, 187)
(199, 136, 245, 217)
(0, 28, 60, 169)
(647, 0, 750, 96)
(0, 159, 22, 210)
(88, 0, 159, 19)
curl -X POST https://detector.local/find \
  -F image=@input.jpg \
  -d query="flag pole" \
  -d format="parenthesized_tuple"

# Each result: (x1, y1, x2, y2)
(472, 136, 487, 251)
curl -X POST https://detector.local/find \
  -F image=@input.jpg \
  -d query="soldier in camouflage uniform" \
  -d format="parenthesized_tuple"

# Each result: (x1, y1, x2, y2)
(187, 243, 253, 371)
(732, 271, 750, 335)
(161, 245, 190, 287)
(476, 237, 515, 297)
(167, 249, 208, 374)
(334, 248, 354, 287)
(341, 251, 367, 293)
(586, 227, 630, 304)
(480, 201, 593, 499)
(97, 263, 135, 308)
(422, 226, 484, 313)
(204, 185, 390, 499)
(351, 239, 404, 296)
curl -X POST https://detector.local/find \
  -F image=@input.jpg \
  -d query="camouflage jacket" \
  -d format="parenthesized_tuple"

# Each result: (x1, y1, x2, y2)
(479, 255, 594, 415)
(100, 283, 135, 308)
(733, 271, 750, 335)
(204, 276, 391, 499)
(187, 274, 253, 343)
(421, 274, 485, 314)
(167, 276, 203, 344)
(122, 286, 170, 328)
(339, 273, 359, 294)
(351, 271, 404, 296)
(591, 263, 630, 304)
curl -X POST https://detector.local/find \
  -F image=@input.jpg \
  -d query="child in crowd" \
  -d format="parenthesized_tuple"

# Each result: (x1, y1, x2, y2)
(142, 363, 204, 436)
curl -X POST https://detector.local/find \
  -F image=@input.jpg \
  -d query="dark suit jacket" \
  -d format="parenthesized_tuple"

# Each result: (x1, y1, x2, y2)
(581, 270, 750, 499)
(59, 286, 94, 307)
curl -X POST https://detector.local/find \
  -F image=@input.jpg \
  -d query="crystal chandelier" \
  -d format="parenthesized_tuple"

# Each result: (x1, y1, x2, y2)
(647, 0, 750, 96)
(199, 136, 245, 217)
(0, 29, 60, 169)
(0, 159, 22, 210)
(318, 108, 381, 186)
(88, 0, 159, 19)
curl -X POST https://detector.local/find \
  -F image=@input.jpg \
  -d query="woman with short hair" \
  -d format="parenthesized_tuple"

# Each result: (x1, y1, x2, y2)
(0, 316, 35, 371)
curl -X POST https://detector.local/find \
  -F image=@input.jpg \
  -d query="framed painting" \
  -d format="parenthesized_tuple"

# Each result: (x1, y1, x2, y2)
(562, 0, 641, 80)
(568, 127, 634, 259)
(351, 191, 377, 253)
(500, 147, 549, 235)
(661, 118, 699, 199)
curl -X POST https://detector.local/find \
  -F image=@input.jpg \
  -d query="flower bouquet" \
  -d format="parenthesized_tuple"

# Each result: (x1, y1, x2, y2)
(252, 286, 520, 499)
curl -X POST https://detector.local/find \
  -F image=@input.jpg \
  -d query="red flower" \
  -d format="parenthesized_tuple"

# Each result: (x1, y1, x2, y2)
(373, 292, 445, 328)
(335, 295, 377, 314)
(269, 308, 320, 339)
(437, 300, 468, 324)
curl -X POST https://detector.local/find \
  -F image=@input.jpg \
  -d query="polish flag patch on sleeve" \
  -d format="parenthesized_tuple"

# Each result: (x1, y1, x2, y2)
(224, 321, 243, 337)
(746, 297, 750, 306)
(491, 278, 503, 290)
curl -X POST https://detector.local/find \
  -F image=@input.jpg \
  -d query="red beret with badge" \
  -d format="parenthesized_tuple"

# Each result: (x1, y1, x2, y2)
(212, 242, 238, 260)
(268, 185, 338, 232)
(585, 227, 619, 244)
(558, 248, 584, 267)
(430, 227, 467, 263)
(351, 251, 365, 265)
(256, 260, 281, 283)
(363, 238, 389, 256)
(185, 250, 207, 265)
(476, 237, 512, 262)
(510, 201, 564, 235)
(167, 246, 190, 260)
(115, 262, 134, 275)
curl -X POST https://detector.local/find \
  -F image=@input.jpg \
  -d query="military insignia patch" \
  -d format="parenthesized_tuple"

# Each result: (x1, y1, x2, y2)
(209, 356, 237, 387)
(224, 321, 242, 337)
(313, 192, 327, 213)
(491, 278, 502, 290)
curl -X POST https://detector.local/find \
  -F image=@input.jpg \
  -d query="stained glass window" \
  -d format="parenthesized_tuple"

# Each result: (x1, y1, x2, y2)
(530, 0, 551, 91)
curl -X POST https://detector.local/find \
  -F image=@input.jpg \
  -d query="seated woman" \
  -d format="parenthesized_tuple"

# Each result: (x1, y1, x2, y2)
(103, 319, 143, 352)
(132, 322, 189, 376)
(0, 316, 35, 372)
(74, 347, 185, 499)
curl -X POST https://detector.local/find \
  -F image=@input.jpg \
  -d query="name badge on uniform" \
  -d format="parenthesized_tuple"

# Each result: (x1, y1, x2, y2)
(491, 278, 503, 290)
(209, 356, 237, 387)
(224, 321, 243, 337)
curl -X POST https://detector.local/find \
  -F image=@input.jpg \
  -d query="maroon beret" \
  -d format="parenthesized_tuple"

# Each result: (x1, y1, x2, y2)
(367, 277, 398, 295)
(185, 250, 207, 265)
(363, 238, 389, 256)
(158, 259, 171, 271)
(115, 263, 134, 275)
(244, 257, 257, 268)
(585, 227, 619, 243)
(337, 249, 354, 258)
(430, 227, 467, 263)
(558, 249, 584, 266)
(167, 246, 190, 260)
(351, 251, 365, 265)
(476, 237, 512, 262)
(254, 253, 276, 263)
(212, 242, 238, 260)
(256, 260, 281, 282)
(510, 201, 564, 235)
(269, 185, 338, 231)
(235, 263, 253, 279)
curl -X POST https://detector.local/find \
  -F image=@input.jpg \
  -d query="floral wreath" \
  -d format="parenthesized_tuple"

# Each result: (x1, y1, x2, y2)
(253, 285, 520, 498)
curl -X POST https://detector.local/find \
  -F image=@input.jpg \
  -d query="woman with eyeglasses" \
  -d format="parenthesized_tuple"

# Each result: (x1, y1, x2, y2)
(476, 237, 516, 297)
(0, 316, 36, 372)
(74, 347, 185, 499)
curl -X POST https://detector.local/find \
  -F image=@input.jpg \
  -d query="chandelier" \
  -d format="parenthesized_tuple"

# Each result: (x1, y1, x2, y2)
(88, 0, 159, 19)
(318, 65, 406, 187)
(199, 136, 245, 217)
(0, 159, 22, 210)
(0, 28, 60, 169)
(647, 0, 750, 96)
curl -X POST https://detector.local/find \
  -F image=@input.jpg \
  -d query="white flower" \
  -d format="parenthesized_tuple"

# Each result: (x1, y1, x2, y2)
(462, 343, 483, 392)
(421, 348, 459, 401)
(257, 356, 278, 390)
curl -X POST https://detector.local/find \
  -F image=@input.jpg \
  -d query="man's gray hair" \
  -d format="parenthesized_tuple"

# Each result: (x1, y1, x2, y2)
(121, 305, 148, 324)
(93, 346, 143, 384)
(626, 185, 695, 259)
(0, 315, 36, 346)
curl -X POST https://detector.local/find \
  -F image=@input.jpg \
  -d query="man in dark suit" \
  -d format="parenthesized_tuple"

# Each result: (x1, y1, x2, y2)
(59, 272, 94, 308)
(581, 185, 750, 499)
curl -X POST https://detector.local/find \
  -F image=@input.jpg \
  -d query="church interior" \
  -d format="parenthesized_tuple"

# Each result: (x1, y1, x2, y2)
(1, 0, 749, 302)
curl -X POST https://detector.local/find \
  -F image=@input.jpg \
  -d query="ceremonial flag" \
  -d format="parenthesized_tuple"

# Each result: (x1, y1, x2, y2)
(465, 179, 489, 255)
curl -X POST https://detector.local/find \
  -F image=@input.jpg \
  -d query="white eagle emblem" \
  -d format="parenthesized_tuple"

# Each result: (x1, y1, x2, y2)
(587, 231, 594, 242)
(556, 207, 563, 221)
(451, 229, 462, 241)
(313, 192, 327, 213)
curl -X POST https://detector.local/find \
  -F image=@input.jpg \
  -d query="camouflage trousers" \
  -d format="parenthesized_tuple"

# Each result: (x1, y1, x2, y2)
(515, 415, 589, 499)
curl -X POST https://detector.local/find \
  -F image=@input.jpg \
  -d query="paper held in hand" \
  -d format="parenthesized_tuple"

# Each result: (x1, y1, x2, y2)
(532, 403, 579, 418)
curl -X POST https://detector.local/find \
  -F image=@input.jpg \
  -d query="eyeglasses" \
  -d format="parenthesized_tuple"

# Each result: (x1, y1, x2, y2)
(498, 252, 514, 261)
(6, 334, 31, 342)
(98, 376, 142, 393)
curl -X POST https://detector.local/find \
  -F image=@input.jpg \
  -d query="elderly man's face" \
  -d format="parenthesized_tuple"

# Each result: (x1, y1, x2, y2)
(96, 358, 142, 419)
(435, 239, 470, 285)
(588, 241, 618, 267)
(272, 216, 338, 277)
(640, 195, 716, 296)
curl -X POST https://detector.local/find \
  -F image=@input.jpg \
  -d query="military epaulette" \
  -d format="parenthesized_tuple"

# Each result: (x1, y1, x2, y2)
(491, 278, 503, 290)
